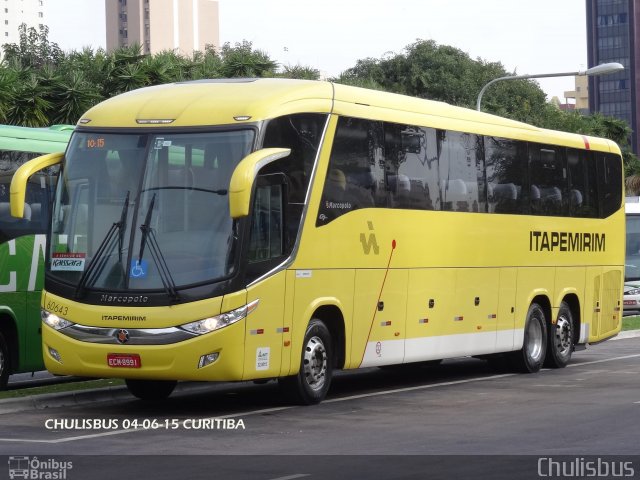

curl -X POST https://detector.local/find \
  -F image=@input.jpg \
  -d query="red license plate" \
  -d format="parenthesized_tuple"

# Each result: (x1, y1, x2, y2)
(624, 300, 637, 306)
(107, 353, 141, 368)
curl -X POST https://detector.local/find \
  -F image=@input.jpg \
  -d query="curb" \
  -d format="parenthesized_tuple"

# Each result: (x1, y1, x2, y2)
(0, 380, 226, 414)
(0, 384, 132, 414)
(611, 329, 640, 340)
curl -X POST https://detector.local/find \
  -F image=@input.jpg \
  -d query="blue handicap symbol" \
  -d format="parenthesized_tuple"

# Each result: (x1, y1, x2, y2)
(130, 259, 148, 278)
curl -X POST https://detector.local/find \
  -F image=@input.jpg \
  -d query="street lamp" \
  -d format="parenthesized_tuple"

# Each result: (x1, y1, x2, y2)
(476, 62, 624, 111)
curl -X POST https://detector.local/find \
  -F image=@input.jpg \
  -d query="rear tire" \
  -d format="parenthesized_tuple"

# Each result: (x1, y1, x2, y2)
(0, 332, 9, 390)
(511, 303, 547, 373)
(279, 319, 333, 405)
(125, 379, 177, 401)
(544, 301, 574, 368)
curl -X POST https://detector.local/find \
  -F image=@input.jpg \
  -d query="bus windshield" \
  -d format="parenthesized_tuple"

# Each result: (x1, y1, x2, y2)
(626, 214, 640, 281)
(48, 130, 254, 293)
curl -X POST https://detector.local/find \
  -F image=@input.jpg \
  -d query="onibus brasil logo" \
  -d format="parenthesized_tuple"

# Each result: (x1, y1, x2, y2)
(8, 456, 73, 479)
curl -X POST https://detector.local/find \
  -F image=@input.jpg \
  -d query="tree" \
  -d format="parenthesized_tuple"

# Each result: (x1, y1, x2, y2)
(336, 39, 548, 122)
(219, 41, 278, 77)
(336, 39, 639, 176)
(279, 64, 321, 80)
(2, 24, 63, 69)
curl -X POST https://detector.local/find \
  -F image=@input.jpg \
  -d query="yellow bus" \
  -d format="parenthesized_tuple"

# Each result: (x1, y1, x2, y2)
(10, 79, 624, 403)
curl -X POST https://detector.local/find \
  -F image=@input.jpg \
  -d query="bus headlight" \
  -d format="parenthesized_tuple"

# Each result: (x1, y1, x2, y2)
(41, 309, 74, 330)
(180, 299, 259, 335)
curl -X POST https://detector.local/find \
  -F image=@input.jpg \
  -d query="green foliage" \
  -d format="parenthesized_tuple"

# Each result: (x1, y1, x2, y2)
(2, 24, 63, 68)
(336, 39, 548, 120)
(0, 31, 288, 126)
(279, 64, 321, 80)
(7, 75, 52, 127)
(219, 41, 278, 77)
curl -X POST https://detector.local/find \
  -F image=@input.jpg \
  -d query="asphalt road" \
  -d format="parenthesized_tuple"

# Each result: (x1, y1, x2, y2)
(1, 336, 639, 479)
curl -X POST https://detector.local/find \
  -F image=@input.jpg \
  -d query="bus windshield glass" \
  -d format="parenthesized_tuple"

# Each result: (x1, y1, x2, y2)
(626, 214, 640, 281)
(48, 129, 254, 292)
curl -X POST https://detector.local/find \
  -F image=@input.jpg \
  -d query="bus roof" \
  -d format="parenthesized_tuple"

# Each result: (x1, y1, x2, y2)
(0, 124, 73, 154)
(78, 78, 618, 154)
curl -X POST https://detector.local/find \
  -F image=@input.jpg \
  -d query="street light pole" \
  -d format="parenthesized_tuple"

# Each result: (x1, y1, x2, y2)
(475, 62, 624, 112)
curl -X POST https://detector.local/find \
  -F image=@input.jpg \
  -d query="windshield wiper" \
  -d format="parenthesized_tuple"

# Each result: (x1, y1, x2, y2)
(74, 191, 130, 299)
(142, 186, 227, 195)
(137, 194, 179, 301)
(118, 191, 130, 271)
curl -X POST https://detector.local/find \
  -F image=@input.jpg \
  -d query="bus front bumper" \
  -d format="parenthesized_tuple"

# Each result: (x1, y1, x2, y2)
(42, 321, 246, 381)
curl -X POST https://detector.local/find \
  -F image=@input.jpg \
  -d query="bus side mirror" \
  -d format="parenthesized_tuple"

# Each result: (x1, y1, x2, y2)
(229, 148, 290, 219)
(10, 152, 64, 218)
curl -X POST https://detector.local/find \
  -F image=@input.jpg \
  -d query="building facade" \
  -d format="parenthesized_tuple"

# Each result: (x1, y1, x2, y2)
(563, 75, 590, 114)
(0, 0, 46, 49)
(105, 0, 219, 56)
(586, 0, 639, 154)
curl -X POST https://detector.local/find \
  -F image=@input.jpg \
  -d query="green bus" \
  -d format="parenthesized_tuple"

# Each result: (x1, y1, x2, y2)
(0, 124, 72, 388)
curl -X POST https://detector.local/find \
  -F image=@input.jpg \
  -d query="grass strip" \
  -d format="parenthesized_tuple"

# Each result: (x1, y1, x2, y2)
(0, 378, 125, 400)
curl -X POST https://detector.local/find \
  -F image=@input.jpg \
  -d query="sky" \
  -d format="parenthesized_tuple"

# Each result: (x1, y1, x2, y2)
(45, 0, 588, 101)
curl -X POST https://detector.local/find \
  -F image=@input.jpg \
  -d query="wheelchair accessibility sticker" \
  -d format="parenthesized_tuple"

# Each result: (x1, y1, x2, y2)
(130, 259, 149, 278)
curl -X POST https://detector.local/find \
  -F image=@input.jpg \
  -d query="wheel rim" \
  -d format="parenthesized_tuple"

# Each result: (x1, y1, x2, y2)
(526, 315, 544, 362)
(302, 335, 327, 391)
(553, 315, 573, 357)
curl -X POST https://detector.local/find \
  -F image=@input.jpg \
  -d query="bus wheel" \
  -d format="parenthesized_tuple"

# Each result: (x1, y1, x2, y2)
(512, 303, 547, 373)
(125, 379, 177, 401)
(544, 301, 574, 368)
(279, 319, 333, 405)
(0, 332, 9, 389)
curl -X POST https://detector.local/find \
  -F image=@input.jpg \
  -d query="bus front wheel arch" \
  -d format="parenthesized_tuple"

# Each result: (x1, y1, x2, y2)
(279, 318, 333, 405)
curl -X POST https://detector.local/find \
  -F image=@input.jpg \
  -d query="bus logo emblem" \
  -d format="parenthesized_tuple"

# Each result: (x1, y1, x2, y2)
(360, 221, 379, 255)
(116, 329, 130, 344)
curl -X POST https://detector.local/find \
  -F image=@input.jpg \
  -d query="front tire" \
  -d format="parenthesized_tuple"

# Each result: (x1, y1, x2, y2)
(0, 332, 10, 389)
(279, 319, 333, 405)
(511, 303, 547, 373)
(125, 379, 177, 401)
(544, 301, 574, 368)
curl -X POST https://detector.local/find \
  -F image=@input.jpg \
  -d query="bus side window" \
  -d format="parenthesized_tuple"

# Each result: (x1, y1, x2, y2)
(529, 144, 565, 216)
(385, 124, 439, 211)
(262, 113, 327, 244)
(597, 152, 623, 218)
(246, 175, 287, 282)
(567, 148, 598, 218)
(437, 131, 484, 213)
(317, 117, 382, 226)
(485, 137, 527, 215)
